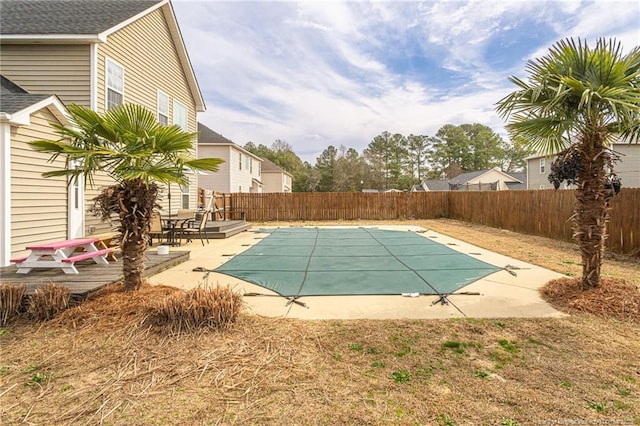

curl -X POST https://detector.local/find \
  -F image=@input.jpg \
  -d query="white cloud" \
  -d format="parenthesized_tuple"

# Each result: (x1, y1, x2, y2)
(173, 0, 640, 162)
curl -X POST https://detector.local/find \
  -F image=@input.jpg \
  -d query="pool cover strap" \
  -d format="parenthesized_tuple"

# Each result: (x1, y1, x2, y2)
(214, 227, 502, 298)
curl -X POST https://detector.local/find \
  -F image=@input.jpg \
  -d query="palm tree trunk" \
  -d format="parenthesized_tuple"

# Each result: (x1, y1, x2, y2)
(119, 178, 157, 291)
(574, 138, 610, 290)
(122, 237, 146, 291)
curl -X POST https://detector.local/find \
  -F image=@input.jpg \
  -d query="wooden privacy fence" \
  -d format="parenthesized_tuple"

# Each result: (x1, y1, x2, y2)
(229, 188, 640, 254)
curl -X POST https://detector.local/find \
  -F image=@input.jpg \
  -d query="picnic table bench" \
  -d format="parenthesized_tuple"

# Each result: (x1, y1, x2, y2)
(10, 238, 112, 274)
(90, 232, 120, 261)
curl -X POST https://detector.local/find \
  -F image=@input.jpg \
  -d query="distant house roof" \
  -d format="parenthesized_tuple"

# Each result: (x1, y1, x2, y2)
(197, 122, 262, 161)
(1, 0, 205, 112)
(410, 182, 428, 192)
(197, 122, 235, 144)
(262, 158, 292, 177)
(448, 169, 491, 184)
(424, 180, 450, 191)
(0, 0, 162, 35)
(505, 172, 527, 190)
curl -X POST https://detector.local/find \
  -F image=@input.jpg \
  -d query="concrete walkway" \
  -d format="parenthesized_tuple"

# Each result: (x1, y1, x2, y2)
(147, 225, 566, 320)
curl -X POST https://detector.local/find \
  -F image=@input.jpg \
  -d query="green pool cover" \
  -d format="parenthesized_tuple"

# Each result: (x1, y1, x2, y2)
(215, 227, 501, 297)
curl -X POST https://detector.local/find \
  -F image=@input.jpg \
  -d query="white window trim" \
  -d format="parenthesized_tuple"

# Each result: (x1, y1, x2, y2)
(157, 90, 169, 125)
(539, 158, 546, 174)
(173, 99, 188, 131)
(105, 57, 124, 110)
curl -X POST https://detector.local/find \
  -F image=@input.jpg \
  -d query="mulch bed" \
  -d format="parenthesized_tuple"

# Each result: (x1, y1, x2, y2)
(540, 277, 640, 323)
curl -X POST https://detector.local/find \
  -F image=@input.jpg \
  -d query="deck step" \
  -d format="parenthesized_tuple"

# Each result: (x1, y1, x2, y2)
(203, 222, 251, 239)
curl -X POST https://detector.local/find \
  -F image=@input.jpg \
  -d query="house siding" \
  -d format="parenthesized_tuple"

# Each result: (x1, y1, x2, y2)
(527, 144, 639, 189)
(95, 7, 199, 213)
(96, 8, 196, 131)
(527, 156, 555, 189)
(0, 44, 91, 107)
(262, 173, 282, 193)
(615, 144, 640, 187)
(196, 144, 261, 193)
(10, 109, 68, 258)
(197, 145, 233, 193)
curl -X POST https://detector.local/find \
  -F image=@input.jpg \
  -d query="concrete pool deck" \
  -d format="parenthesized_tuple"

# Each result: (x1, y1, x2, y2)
(147, 225, 566, 320)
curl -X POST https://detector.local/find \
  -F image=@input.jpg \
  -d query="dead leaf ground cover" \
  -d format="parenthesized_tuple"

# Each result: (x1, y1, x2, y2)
(1, 219, 639, 425)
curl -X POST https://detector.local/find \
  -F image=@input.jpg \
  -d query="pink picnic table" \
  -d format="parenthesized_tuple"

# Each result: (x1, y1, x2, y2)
(12, 238, 112, 274)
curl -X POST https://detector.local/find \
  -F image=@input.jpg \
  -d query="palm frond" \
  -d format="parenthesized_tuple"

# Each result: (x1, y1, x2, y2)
(496, 37, 640, 154)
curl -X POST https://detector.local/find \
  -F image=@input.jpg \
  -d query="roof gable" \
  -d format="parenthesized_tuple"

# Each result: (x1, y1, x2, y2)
(451, 167, 522, 184)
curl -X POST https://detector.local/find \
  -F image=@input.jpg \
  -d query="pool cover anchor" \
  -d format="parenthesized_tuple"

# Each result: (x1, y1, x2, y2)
(431, 291, 481, 306)
(286, 296, 309, 309)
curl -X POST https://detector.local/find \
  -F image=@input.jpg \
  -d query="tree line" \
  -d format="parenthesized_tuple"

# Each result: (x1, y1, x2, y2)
(244, 123, 532, 192)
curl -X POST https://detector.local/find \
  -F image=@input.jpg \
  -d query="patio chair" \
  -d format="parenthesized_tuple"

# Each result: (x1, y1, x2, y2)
(179, 209, 210, 246)
(149, 213, 170, 246)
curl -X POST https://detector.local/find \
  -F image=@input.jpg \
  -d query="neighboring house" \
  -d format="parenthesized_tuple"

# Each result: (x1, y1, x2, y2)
(526, 142, 640, 189)
(412, 168, 526, 191)
(197, 123, 263, 194)
(261, 159, 293, 193)
(0, 0, 205, 265)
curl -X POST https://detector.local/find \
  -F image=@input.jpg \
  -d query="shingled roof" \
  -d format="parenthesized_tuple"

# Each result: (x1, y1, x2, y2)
(0, 76, 51, 114)
(197, 122, 235, 145)
(0, 0, 162, 35)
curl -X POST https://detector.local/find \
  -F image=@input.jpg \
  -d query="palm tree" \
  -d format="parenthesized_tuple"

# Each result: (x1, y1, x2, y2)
(496, 38, 640, 290)
(29, 104, 224, 291)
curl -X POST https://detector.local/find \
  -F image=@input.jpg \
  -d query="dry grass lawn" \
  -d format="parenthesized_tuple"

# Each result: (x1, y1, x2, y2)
(1, 219, 639, 425)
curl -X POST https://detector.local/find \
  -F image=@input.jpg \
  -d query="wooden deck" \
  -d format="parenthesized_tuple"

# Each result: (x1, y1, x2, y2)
(204, 220, 251, 239)
(0, 250, 189, 295)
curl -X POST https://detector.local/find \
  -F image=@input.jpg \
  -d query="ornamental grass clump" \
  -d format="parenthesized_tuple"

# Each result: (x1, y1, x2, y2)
(27, 283, 71, 322)
(0, 283, 26, 325)
(147, 285, 243, 332)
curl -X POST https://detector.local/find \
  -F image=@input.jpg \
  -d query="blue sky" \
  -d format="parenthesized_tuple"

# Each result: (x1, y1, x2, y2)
(172, 0, 640, 162)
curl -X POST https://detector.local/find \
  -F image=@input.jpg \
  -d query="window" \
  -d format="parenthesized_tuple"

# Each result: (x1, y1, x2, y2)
(244, 156, 249, 171)
(157, 91, 169, 125)
(238, 153, 242, 170)
(250, 158, 253, 174)
(539, 158, 546, 174)
(180, 183, 189, 209)
(173, 100, 188, 131)
(106, 59, 124, 110)
(258, 162, 261, 176)
(539, 185, 545, 189)
(238, 186, 242, 193)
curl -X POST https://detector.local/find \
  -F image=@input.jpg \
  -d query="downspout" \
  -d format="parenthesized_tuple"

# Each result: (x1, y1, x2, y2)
(0, 123, 12, 266)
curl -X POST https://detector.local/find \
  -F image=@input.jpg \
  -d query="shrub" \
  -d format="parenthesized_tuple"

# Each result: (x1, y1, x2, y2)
(27, 284, 71, 321)
(147, 285, 243, 332)
(0, 283, 26, 325)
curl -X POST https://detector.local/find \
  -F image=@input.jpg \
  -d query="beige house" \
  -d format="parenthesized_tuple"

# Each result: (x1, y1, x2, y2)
(526, 142, 640, 189)
(261, 158, 293, 193)
(0, 0, 204, 265)
(197, 123, 263, 194)
(418, 167, 525, 191)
